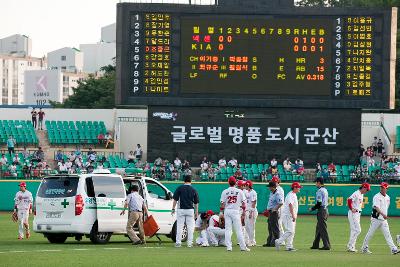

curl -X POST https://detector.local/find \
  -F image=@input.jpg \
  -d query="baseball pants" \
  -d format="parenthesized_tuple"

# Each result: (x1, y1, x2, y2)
(266, 211, 280, 246)
(207, 226, 225, 246)
(224, 209, 246, 251)
(278, 212, 285, 238)
(361, 218, 397, 252)
(176, 209, 195, 247)
(312, 208, 331, 249)
(245, 209, 258, 246)
(195, 229, 210, 246)
(18, 210, 29, 238)
(347, 211, 361, 250)
(276, 215, 296, 249)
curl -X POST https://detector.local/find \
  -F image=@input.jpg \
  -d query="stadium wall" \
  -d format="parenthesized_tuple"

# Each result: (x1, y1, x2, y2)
(1, 180, 399, 216)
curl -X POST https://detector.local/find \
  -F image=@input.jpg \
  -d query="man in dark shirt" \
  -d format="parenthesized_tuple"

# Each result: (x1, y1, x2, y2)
(172, 175, 199, 248)
(38, 108, 45, 130)
(31, 108, 37, 129)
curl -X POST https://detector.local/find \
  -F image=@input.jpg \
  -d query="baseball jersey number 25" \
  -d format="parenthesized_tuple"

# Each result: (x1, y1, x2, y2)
(227, 196, 237, 204)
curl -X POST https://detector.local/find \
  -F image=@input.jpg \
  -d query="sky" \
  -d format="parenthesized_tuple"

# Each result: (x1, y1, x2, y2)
(0, 0, 215, 57)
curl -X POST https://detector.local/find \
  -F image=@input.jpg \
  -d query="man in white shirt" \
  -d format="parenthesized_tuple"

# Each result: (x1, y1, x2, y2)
(346, 183, 370, 252)
(174, 157, 182, 169)
(270, 158, 277, 167)
(244, 180, 258, 247)
(121, 184, 148, 245)
(228, 157, 238, 168)
(361, 182, 399, 255)
(275, 182, 302, 252)
(219, 157, 227, 168)
(0, 154, 8, 165)
(13, 182, 33, 239)
(200, 161, 209, 172)
(194, 210, 214, 247)
(134, 144, 143, 160)
(207, 214, 225, 246)
(272, 176, 285, 240)
(220, 176, 249, 252)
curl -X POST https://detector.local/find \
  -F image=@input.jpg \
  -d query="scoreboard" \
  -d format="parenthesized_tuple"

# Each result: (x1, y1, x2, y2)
(116, 4, 397, 109)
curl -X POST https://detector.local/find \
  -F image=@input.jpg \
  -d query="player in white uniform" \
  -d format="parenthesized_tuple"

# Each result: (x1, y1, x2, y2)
(220, 176, 249, 252)
(207, 214, 226, 246)
(361, 182, 399, 255)
(272, 176, 285, 240)
(236, 180, 248, 243)
(13, 182, 33, 240)
(195, 210, 214, 247)
(346, 183, 370, 252)
(275, 182, 302, 252)
(244, 180, 258, 247)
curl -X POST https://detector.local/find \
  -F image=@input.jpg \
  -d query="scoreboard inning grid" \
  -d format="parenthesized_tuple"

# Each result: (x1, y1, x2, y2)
(116, 4, 397, 109)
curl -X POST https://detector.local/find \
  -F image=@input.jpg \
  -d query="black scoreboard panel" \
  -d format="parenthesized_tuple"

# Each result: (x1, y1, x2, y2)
(116, 3, 397, 109)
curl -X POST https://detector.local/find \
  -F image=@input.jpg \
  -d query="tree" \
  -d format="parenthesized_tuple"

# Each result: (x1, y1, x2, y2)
(50, 64, 116, 108)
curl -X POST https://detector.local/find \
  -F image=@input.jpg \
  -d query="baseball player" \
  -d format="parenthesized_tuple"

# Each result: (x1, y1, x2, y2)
(236, 180, 248, 243)
(195, 210, 214, 247)
(275, 182, 302, 252)
(13, 182, 33, 240)
(361, 182, 399, 255)
(207, 213, 226, 246)
(245, 180, 258, 247)
(272, 176, 285, 240)
(346, 182, 371, 252)
(220, 176, 250, 252)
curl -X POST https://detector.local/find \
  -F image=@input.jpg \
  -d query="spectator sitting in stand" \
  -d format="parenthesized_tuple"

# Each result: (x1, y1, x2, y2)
(127, 151, 136, 164)
(182, 160, 190, 170)
(174, 156, 182, 169)
(321, 168, 329, 182)
(315, 162, 322, 175)
(154, 157, 163, 167)
(228, 157, 238, 168)
(135, 160, 143, 168)
(270, 165, 278, 176)
(88, 151, 96, 162)
(8, 163, 17, 177)
(43, 165, 52, 175)
(22, 163, 31, 178)
(234, 167, 243, 180)
(200, 160, 209, 172)
(283, 157, 292, 172)
(97, 132, 105, 145)
(0, 154, 8, 165)
(183, 168, 192, 176)
(34, 147, 45, 162)
(172, 167, 179, 180)
(218, 157, 227, 168)
(105, 132, 114, 149)
(97, 162, 104, 169)
(200, 156, 208, 166)
(294, 158, 304, 175)
(328, 162, 336, 173)
(260, 170, 267, 182)
(68, 151, 76, 163)
(208, 164, 216, 181)
(74, 146, 82, 158)
(22, 146, 30, 159)
(55, 150, 63, 162)
(12, 154, 21, 165)
(270, 157, 278, 167)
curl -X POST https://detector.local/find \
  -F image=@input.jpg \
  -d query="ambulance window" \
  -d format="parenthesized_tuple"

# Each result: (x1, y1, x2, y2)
(91, 176, 125, 198)
(146, 180, 168, 200)
(37, 176, 79, 198)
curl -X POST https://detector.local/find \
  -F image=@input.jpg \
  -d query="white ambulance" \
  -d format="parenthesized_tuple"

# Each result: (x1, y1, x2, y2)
(33, 170, 186, 244)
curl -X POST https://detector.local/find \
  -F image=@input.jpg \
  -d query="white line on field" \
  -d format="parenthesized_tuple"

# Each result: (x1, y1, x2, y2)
(139, 247, 165, 249)
(103, 248, 126, 250)
(9, 251, 26, 253)
(36, 250, 62, 252)
(72, 248, 91, 251)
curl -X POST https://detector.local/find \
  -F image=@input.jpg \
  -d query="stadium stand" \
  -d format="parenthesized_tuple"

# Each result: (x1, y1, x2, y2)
(46, 120, 107, 145)
(0, 120, 38, 145)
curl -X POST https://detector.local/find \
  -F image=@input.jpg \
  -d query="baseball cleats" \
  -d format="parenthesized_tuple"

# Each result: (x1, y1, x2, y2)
(391, 249, 399, 255)
(347, 248, 357, 253)
(241, 247, 251, 252)
(275, 240, 281, 251)
(361, 248, 372, 254)
(25, 231, 30, 239)
(286, 248, 297, 252)
(175, 243, 181, 248)
(17, 236, 23, 240)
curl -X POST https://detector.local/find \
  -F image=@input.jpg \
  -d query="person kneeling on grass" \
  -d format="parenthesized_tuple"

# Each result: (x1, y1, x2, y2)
(275, 182, 302, 252)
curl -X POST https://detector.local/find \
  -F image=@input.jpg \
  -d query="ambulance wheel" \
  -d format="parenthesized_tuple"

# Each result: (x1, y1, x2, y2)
(46, 234, 68, 244)
(170, 221, 188, 242)
(90, 221, 111, 244)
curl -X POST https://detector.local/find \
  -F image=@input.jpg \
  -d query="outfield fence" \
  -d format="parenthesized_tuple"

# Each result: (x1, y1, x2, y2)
(1, 181, 399, 216)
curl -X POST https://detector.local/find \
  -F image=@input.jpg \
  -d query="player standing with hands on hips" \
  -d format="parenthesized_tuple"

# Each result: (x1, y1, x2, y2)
(245, 180, 258, 247)
(309, 177, 331, 250)
(172, 175, 199, 248)
(13, 182, 33, 240)
(220, 176, 250, 252)
(346, 182, 370, 252)
(275, 182, 302, 252)
(361, 182, 399, 255)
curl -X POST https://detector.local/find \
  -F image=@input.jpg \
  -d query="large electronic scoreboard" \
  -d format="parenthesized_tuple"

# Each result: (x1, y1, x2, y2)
(116, 3, 397, 109)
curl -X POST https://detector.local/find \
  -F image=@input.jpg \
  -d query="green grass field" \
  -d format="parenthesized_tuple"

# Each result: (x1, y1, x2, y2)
(0, 213, 399, 267)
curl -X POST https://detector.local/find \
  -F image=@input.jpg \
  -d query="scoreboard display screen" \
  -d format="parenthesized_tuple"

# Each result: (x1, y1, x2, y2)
(116, 3, 397, 109)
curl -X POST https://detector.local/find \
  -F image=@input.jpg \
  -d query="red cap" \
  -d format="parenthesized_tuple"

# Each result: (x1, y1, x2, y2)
(228, 176, 236, 185)
(361, 182, 371, 191)
(291, 182, 302, 189)
(271, 176, 280, 183)
(206, 210, 214, 216)
(246, 180, 253, 188)
(19, 182, 26, 187)
(237, 180, 245, 187)
(380, 182, 389, 189)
